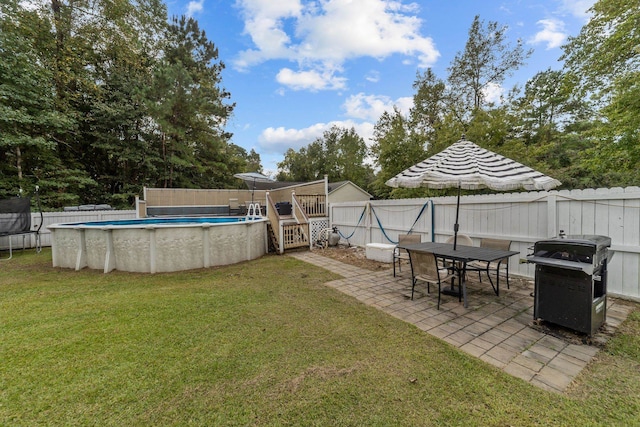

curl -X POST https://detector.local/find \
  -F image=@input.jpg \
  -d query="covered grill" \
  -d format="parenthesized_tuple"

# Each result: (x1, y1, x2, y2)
(527, 235, 612, 335)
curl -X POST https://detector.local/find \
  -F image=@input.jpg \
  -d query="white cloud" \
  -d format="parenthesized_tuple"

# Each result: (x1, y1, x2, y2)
(258, 90, 415, 158)
(233, 0, 439, 91)
(276, 68, 347, 91)
(17, 0, 42, 10)
(257, 91, 415, 157)
(342, 93, 412, 121)
(529, 19, 567, 49)
(232, 0, 303, 70)
(558, 0, 596, 20)
(482, 82, 505, 105)
(365, 70, 380, 83)
(260, 124, 325, 150)
(294, 0, 439, 66)
(394, 97, 414, 116)
(258, 120, 376, 154)
(186, 0, 204, 17)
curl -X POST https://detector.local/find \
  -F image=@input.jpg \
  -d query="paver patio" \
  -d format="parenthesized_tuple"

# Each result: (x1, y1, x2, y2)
(290, 251, 634, 393)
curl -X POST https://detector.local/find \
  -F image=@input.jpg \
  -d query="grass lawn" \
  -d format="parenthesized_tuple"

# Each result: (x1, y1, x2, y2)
(1, 249, 639, 426)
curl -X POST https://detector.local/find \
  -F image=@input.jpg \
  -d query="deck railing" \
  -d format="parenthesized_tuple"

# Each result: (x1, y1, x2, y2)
(282, 223, 310, 250)
(292, 193, 310, 224)
(296, 194, 326, 217)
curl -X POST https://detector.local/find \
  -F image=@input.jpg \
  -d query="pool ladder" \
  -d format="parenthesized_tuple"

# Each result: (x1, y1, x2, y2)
(247, 202, 263, 217)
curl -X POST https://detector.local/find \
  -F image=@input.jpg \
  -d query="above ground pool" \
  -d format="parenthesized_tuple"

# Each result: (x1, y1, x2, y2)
(48, 216, 268, 273)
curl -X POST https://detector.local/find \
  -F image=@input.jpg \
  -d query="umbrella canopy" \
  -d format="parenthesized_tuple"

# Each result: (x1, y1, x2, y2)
(234, 172, 274, 203)
(386, 138, 561, 191)
(386, 137, 561, 248)
(233, 172, 275, 185)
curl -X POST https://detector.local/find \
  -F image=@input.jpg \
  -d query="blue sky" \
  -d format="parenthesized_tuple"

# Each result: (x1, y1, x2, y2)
(164, 0, 595, 175)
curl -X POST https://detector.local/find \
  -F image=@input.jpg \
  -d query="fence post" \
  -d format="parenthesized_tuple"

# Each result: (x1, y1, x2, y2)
(428, 201, 435, 242)
(547, 194, 558, 238)
(366, 202, 372, 246)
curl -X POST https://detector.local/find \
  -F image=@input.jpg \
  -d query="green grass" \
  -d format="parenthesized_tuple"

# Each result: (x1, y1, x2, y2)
(1, 249, 639, 426)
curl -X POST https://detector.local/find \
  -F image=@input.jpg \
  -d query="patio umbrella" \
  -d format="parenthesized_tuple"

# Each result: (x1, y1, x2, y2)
(385, 136, 561, 249)
(234, 172, 274, 203)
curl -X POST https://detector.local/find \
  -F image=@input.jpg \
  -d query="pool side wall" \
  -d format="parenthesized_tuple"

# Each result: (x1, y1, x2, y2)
(49, 219, 268, 273)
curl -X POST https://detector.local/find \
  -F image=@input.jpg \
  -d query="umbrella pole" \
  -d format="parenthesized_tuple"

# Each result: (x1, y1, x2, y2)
(453, 183, 461, 250)
(442, 183, 462, 298)
(251, 178, 255, 204)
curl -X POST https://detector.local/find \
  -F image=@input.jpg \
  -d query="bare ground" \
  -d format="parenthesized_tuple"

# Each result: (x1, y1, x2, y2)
(311, 244, 392, 272)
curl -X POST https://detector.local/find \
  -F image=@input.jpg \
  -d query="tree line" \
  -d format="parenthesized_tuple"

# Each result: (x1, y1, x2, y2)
(278, 0, 639, 200)
(2, 0, 638, 207)
(1, 0, 260, 208)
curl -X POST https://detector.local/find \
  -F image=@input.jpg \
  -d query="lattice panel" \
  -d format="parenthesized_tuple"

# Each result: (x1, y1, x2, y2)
(310, 219, 329, 244)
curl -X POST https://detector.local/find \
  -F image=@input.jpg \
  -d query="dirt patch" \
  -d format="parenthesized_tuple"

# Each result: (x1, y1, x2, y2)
(285, 365, 360, 393)
(312, 244, 392, 271)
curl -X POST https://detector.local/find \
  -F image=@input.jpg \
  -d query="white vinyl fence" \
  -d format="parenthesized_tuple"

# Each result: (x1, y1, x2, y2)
(329, 187, 640, 302)
(0, 210, 137, 251)
(5, 187, 640, 302)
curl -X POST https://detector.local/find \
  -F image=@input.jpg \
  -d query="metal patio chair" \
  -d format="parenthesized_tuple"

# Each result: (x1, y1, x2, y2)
(407, 250, 456, 309)
(467, 238, 512, 290)
(393, 234, 421, 277)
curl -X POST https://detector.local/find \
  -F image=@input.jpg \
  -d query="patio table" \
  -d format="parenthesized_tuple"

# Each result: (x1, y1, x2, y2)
(399, 242, 520, 308)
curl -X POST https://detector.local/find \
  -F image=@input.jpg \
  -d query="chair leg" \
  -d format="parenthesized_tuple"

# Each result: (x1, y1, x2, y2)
(486, 268, 498, 295)
(393, 257, 405, 277)
(436, 283, 441, 310)
(505, 264, 510, 289)
(411, 278, 416, 300)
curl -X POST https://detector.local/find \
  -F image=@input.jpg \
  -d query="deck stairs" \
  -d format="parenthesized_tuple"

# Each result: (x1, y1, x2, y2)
(265, 192, 310, 254)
